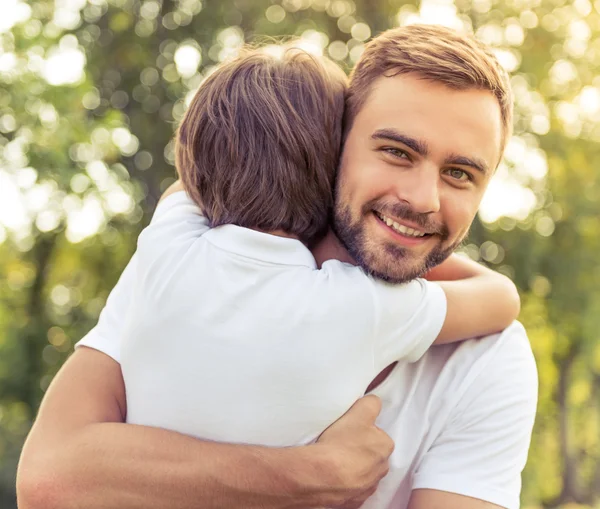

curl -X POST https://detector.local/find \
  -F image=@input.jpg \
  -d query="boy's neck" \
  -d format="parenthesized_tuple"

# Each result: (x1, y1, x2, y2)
(254, 228, 357, 269)
(260, 229, 301, 241)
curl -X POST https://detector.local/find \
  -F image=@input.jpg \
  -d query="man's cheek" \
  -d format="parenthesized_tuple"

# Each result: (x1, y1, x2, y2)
(446, 202, 476, 235)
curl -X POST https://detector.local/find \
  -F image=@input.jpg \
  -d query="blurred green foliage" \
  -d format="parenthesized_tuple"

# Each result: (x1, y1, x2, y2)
(1, 0, 599, 508)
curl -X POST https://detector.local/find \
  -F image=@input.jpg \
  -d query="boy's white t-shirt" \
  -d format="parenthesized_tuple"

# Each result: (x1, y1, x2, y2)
(77, 193, 538, 509)
(115, 191, 446, 445)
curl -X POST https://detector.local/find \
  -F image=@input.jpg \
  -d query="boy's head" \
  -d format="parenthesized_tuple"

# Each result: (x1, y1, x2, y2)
(176, 46, 347, 245)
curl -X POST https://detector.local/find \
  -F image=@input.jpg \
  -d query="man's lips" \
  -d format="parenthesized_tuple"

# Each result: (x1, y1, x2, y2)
(373, 212, 434, 247)
(373, 211, 432, 237)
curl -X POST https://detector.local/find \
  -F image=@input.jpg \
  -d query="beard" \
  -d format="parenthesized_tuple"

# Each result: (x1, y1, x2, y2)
(332, 197, 464, 284)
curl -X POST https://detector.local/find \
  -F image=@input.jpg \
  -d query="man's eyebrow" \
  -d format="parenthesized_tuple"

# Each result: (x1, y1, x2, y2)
(371, 128, 429, 157)
(445, 154, 490, 175)
(371, 128, 490, 175)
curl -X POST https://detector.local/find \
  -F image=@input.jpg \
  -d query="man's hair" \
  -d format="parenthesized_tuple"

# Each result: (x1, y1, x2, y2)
(176, 46, 347, 244)
(346, 24, 513, 153)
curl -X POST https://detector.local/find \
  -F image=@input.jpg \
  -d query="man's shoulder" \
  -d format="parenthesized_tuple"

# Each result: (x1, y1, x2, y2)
(428, 320, 538, 421)
(374, 321, 537, 418)
(407, 322, 537, 509)
(457, 320, 536, 384)
(438, 320, 536, 390)
(371, 322, 538, 509)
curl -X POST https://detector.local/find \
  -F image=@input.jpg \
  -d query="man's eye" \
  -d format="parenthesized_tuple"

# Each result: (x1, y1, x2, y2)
(383, 147, 409, 159)
(446, 168, 471, 181)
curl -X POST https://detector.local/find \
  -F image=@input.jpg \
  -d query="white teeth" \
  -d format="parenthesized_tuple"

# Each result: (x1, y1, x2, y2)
(377, 213, 426, 237)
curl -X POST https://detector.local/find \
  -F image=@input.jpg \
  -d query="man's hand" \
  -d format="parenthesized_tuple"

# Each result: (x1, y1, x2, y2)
(317, 395, 395, 508)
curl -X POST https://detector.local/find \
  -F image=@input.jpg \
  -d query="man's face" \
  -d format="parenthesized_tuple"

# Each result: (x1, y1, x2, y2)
(333, 73, 503, 283)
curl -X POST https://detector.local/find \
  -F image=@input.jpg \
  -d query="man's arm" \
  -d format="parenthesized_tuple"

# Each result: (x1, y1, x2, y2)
(17, 347, 392, 509)
(408, 489, 504, 509)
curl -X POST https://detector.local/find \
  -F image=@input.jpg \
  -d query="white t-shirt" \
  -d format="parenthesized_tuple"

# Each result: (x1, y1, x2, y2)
(77, 193, 538, 509)
(114, 191, 446, 445)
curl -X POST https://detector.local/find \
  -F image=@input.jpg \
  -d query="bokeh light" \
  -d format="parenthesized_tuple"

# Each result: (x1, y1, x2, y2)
(1, 1, 600, 508)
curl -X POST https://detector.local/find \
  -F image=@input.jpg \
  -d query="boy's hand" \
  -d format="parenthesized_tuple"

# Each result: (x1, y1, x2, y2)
(159, 180, 186, 203)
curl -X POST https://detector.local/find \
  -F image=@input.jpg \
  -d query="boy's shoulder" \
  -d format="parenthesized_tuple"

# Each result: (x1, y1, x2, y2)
(138, 191, 210, 249)
(151, 190, 210, 227)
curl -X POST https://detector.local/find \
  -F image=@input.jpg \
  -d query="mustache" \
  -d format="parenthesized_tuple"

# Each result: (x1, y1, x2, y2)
(366, 200, 449, 237)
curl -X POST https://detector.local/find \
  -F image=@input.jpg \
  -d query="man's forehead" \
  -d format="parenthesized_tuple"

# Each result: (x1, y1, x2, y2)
(362, 73, 497, 116)
(358, 74, 503, 169)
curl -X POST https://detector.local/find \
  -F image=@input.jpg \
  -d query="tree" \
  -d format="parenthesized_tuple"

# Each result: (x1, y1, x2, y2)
(2, 0, 599, 507)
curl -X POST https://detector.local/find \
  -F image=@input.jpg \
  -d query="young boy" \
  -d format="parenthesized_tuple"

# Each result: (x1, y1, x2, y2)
(119, 46, 519, 446)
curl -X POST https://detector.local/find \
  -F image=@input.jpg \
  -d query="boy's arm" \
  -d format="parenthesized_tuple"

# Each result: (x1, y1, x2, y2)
(159, 179, 186, 203)
(426, 255, 521, 344)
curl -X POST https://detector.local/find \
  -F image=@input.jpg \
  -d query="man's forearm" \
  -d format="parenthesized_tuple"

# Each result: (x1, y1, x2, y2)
(19, 421, 338, 509)
(17, 349, 346, 509)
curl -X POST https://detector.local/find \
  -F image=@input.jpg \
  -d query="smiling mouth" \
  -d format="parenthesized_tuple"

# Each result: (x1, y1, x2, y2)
(374, 211, 433, 238)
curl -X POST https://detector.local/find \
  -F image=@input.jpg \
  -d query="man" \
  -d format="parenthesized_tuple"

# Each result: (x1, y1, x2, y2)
(17, 24, 537, 509)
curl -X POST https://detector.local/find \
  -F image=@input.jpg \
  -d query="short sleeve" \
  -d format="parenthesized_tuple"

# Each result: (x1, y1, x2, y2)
(369, 278, 447, 370)
(76, 191, 208, 363)
(412, 323, 538, 509)
(141, 190, 210, 242)
(75, 253, 138, 363)
(135, 190, 210, 286)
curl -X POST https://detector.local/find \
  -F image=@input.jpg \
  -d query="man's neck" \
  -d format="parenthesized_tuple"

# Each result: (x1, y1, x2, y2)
(311, 230, 356, 268)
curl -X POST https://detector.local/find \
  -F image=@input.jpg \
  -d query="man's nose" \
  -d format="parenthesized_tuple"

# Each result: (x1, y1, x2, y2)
(394, 165, 441, 214)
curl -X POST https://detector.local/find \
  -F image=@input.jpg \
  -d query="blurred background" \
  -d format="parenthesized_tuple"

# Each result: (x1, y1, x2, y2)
(1, 0, 599, 507)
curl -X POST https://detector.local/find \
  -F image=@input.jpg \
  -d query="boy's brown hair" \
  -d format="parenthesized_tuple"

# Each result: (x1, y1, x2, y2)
(346, 24, 513, 154)
(176, 46, 347, 244)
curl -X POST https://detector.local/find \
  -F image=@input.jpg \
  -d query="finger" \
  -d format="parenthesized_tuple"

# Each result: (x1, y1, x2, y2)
(317, 395, 384, 443)
(346, 395, 382, 423)
(376, 430, 395, 456)
(321, 395, 382, 438)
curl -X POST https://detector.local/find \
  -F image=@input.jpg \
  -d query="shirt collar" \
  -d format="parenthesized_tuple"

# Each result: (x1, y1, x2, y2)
(203, 224, 317, 268)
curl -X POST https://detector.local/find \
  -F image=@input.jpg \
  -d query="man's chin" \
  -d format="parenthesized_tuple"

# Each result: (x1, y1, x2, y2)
(354, 242, 456, 284)
(361, 261, 427, 285)
(350, 248, 428, 284)
(332, 208, 456, 283)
